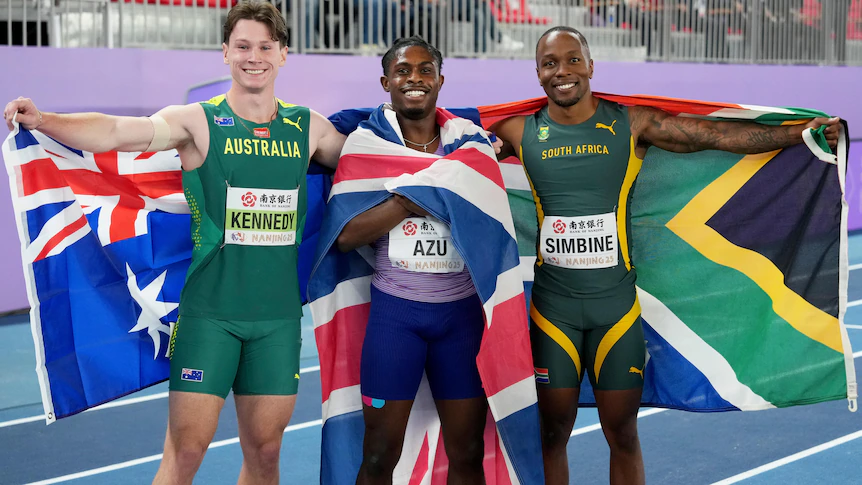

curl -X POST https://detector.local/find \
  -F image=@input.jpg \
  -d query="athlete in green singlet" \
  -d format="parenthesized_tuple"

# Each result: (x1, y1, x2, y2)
(490, 26, 841, 485)
(4, 2, 345, 484)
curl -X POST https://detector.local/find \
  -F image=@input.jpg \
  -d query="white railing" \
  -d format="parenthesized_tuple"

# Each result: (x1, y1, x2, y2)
(1, 0, 860, 65)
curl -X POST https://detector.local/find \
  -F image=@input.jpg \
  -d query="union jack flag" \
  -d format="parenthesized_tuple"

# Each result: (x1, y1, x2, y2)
(310, 106, 544, 485)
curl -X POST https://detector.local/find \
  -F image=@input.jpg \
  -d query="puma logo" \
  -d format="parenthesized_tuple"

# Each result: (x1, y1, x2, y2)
(283, 116, 302, 132)
(629, 366, 644, 379)
(596, 120, 617, 136)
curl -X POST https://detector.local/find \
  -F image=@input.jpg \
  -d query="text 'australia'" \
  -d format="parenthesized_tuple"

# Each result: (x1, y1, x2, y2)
(224, 138, 303, 158)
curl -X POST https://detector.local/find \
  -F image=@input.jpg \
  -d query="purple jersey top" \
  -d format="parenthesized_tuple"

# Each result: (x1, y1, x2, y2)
(371, 143, 477, 303)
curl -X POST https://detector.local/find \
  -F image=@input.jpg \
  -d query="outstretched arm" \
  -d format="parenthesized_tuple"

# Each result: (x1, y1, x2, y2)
(309, 109, 347, 170)
(336, 195, 426, 252)
(489, 116, 526, 161)
(629, 105, 841, 154)
(3, 97, 197, 154)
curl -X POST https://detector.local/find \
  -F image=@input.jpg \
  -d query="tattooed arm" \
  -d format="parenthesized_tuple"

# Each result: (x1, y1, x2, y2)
(628, 106, 841, 155)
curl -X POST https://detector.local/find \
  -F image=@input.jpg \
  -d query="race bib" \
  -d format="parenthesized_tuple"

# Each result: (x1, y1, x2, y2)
(224, 186, 298, 246)
(540, 213, 618, 269)
(388, 217, 465, 273)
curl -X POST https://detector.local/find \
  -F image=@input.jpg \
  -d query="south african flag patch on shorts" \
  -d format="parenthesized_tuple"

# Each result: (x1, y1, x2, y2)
(534, 367, 550, 384)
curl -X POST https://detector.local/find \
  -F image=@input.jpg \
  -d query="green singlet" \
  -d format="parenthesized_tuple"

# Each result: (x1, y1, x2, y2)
(521, 99, 646, 390)
(170, 94, 311, 398)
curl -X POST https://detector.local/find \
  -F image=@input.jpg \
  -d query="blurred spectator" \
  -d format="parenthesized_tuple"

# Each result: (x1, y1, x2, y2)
(705, 0, 746, 59)
(850, 0, 862, 40)
(402, 0, 525, 53)
(791, 0, 823, 62)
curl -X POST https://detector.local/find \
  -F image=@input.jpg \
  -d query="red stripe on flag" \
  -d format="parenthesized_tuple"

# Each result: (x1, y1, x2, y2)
(315, 302, 370, 404)
(34, 215, 88, 262)
(478, 293, 534, 396)
(498, 156, 523, 166)
(595, 92, 742, 116)
(334, 154, 437, 185)
(435, 108, 460, 125)
(477, 93, 746, 129)
(18, 158, 67, 195)
(408, 432, 431, 485)
(43, 149, 66, 159)
(335, 148, 505, 191)
(445, 147, 505, 190)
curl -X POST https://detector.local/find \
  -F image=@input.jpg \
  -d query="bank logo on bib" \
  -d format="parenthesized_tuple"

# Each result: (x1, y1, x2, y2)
(552, 219, 566, 234)
(402, 220, 418, 236)
(241, 191, 257, 207)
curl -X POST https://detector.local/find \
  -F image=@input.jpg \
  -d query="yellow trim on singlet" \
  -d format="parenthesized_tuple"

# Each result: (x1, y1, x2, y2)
(666, 151, 843, 354)
(205, 94, 226, 106)
(616, 137, 644, 272)
(594, 295, 641, 383)
(530, 302, 582, 378)
(205, 95, 295, 109)
(521, 146, 546, 267)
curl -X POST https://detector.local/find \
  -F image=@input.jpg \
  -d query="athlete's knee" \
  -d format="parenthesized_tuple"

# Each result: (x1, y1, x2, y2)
(362, 439, 403, 477)
(445, 436, 484, 471)
(244, 439, 283, 470)
(168, 438, 209, 471)
(540, 412, 576, 450)
(603, 419, 640, 455)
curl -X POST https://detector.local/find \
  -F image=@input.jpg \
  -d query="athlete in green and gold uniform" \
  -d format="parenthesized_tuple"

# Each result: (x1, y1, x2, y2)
(491, 25, 840, 485)
(520, 99, 645, 393)
(170, 95, 310, 398)
(3, 4, 347, 482)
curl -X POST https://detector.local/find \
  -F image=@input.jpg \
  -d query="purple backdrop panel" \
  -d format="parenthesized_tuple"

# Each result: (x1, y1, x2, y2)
(848, 140, 862, 232)
(1, 45, 860, 312)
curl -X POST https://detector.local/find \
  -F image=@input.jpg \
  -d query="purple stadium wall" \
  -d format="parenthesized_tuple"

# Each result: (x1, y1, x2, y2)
(0, 45, 859, 312)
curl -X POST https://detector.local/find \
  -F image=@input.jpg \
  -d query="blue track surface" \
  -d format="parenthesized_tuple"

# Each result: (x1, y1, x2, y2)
(2, 238, 862, 485)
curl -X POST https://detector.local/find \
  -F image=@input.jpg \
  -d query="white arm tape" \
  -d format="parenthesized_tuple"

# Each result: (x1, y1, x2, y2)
(146, 115, 171, 152)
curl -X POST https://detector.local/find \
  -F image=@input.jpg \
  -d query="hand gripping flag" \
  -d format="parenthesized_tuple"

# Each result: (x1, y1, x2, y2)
(1, 121, 330, 422)
(474, 94, 857, 412)
(308, 106, 544, 485)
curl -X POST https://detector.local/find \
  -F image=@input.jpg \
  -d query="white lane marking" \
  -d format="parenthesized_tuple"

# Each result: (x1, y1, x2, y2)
(711, 429, 862, 484)
(0, 365, 321, 429)
(24, 419, 323, 485)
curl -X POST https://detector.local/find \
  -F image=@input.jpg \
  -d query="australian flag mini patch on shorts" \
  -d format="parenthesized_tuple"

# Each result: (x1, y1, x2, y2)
(534, 367, 550, 384)
(181, 368, 204, 382)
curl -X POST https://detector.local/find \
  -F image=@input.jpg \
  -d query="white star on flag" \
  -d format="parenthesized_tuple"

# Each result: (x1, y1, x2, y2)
(126, 264, 179, 359)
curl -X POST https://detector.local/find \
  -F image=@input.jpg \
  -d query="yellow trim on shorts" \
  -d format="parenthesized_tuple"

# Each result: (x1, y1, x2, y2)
(530, 301, 581, 377)
(594, 296, 641, 383)
(521, 146, 546, 267)
(616, 137, 643, 271)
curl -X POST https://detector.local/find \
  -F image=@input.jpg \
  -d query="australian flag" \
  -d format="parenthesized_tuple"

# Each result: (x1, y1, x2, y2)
(2, 122, 329, 423)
